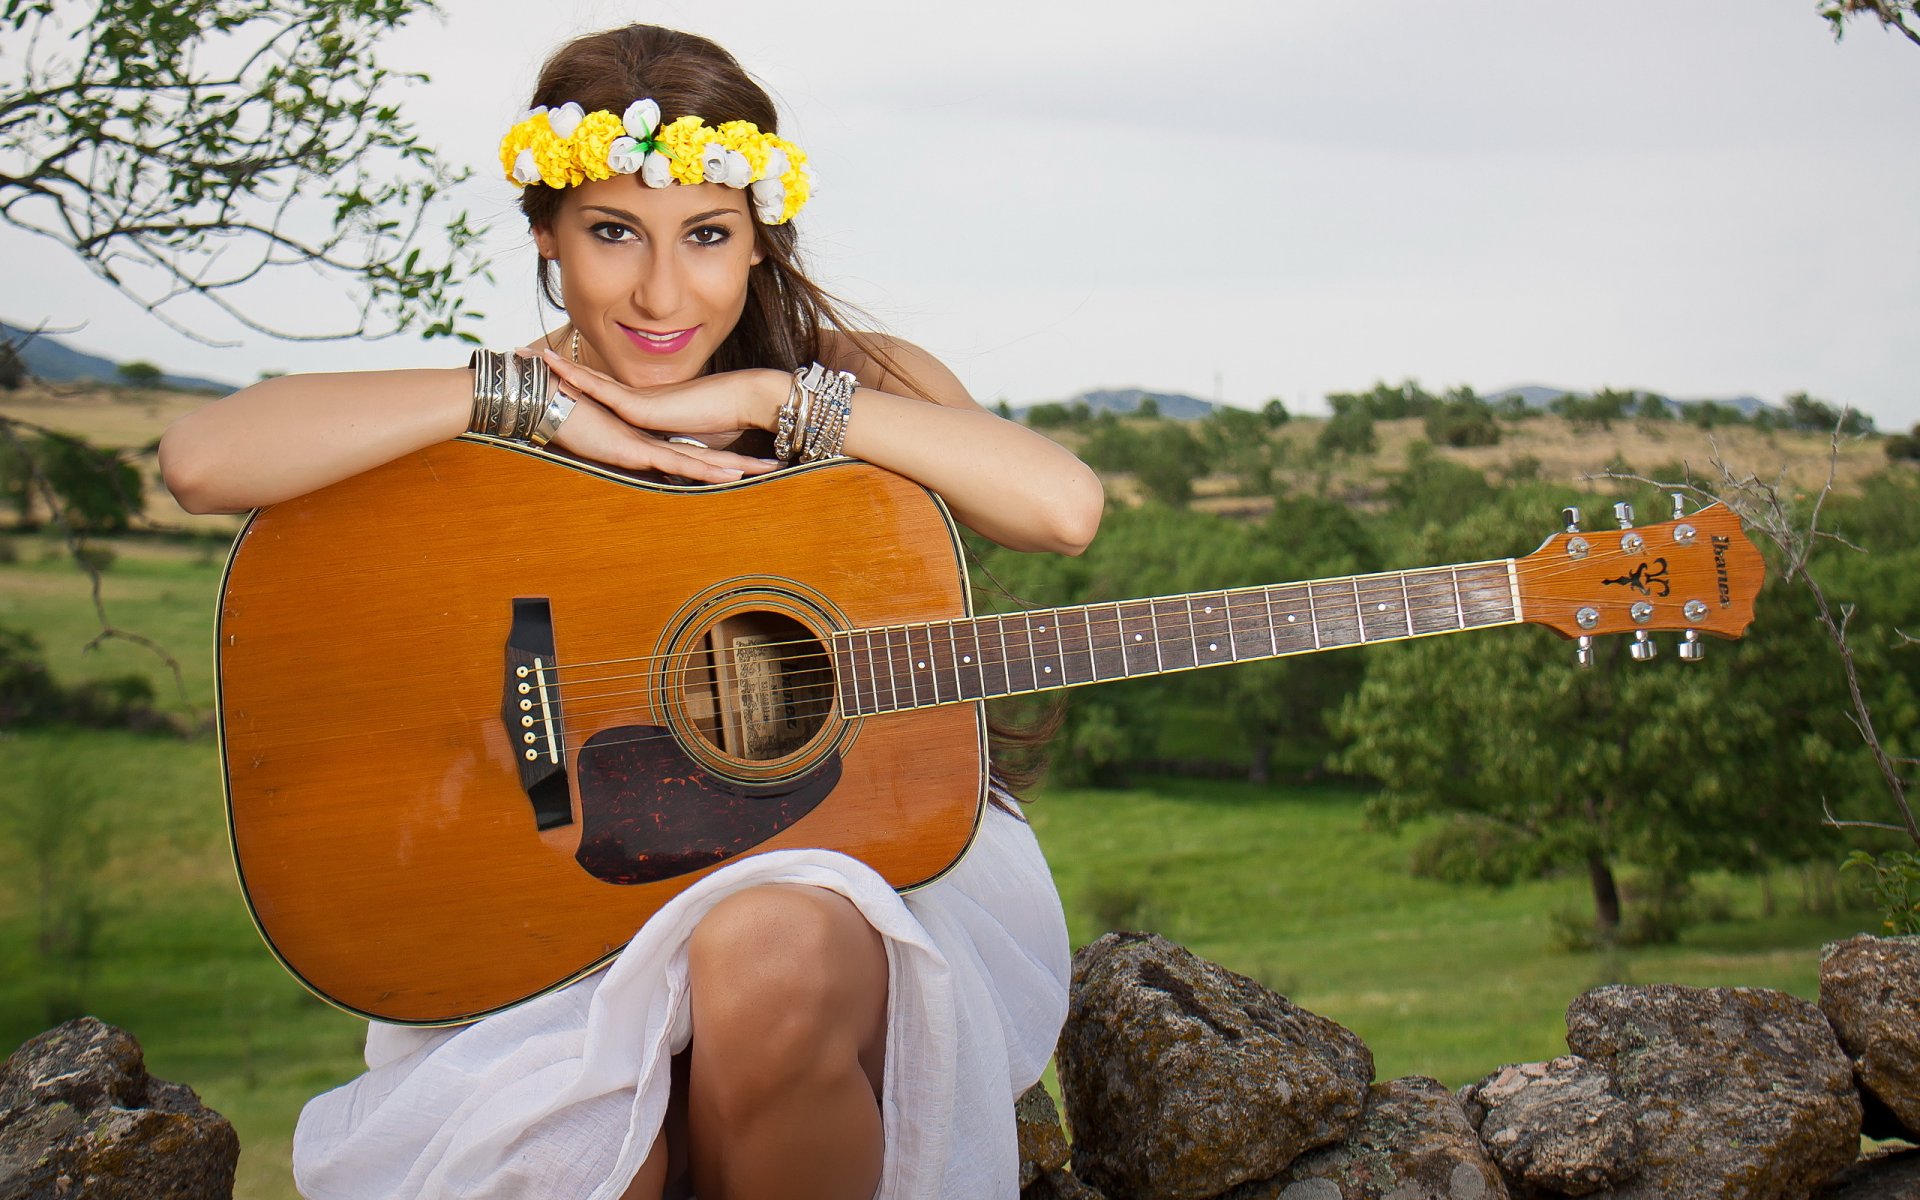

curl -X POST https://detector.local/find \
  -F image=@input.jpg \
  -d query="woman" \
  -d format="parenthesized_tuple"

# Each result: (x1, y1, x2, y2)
(160, 23, 1102, 1200)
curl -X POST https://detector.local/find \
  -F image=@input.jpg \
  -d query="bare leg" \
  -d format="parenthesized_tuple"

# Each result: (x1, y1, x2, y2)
(683, 885, 889, 1200)
(616, 1125, 668, 1200)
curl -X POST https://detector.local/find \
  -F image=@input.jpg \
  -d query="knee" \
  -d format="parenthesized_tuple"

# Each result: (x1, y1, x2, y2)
(686, 886, 886, 1080)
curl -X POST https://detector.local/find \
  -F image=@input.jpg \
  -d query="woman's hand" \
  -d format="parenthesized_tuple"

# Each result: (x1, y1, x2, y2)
(534, 351, 782, 483)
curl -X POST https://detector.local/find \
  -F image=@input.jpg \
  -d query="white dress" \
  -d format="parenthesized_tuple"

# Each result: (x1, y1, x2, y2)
(290, 801, 1069, 1200)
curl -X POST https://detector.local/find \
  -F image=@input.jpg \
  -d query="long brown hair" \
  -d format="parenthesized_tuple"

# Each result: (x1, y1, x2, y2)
(520, 25, 1058, 800)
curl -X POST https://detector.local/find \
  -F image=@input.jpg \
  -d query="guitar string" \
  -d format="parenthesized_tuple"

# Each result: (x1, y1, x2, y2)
(492, 564, 1735, 760)
(530, 561, 1527, 686)
(554, 576, 1544, 729)
(552, 569, 1511, 705)
(544, 551, 1696, 709)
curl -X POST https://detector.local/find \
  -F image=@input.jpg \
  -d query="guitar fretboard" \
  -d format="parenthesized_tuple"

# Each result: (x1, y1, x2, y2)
(831, 560, 1520, 717)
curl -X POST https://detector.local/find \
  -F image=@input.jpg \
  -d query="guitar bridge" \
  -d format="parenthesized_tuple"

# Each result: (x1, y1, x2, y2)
(504, 597, 571, 829)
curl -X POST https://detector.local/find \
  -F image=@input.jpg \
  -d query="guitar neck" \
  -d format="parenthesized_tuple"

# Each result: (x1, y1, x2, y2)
(832, 559, 1522, 716)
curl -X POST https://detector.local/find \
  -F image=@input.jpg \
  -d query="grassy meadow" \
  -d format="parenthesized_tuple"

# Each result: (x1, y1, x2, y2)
(0, 388, 1895, 1197)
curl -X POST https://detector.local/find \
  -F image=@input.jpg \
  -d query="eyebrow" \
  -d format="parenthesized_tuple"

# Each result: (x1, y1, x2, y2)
(581, 204, 743, 227)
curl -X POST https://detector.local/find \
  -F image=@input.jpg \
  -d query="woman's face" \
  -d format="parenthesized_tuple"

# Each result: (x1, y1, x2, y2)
(533, 177, 763, 386)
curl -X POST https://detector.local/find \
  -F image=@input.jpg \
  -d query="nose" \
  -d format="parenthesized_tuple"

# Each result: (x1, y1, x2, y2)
(632, 242, 684, 321)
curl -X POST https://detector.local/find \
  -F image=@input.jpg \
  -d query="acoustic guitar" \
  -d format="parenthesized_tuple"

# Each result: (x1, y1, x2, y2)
(216, 438, 1765, 1024)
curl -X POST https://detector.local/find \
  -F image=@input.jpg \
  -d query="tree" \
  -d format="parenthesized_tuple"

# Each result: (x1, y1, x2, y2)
(1784, 392, 1873, 435)
(1331, 486, 1867, 944)
(1, 0, 486, 344)
(1316, 409, 1376, 457)
(116, 360, 161, 387)
(1821, 0, 1920, 49)
(0, 339, 21, 390)
(1262, 398, 1291, 428)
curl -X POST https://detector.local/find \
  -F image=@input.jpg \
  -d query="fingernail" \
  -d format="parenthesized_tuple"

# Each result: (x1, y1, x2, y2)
(757, 458, 780, 466)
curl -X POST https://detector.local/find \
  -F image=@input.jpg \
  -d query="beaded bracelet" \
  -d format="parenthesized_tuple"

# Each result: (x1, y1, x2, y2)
(776, 362, 857, 465)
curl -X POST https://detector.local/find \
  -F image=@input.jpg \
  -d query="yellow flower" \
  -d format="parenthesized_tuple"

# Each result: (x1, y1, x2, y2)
(571, 110, 626, 183)
(654, 116, 712, 185)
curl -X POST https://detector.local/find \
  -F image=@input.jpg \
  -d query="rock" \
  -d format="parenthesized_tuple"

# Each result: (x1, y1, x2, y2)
(1024, 1166, 1110, 1199)
(0, 1017, 238, 1199)
(1812, 1147, 1920, 1200)
(1016, 1083, 1070, 1189)
(1564, 984, 1860, 1200)
(1056, 932, 1373, 1200)
(1220, 1076, 1509, 1200)
(1456, 1055, 1636, 1197)
(1819, 934, 1920, 1141)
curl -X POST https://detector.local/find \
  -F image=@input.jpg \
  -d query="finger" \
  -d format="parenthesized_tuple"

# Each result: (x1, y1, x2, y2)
(531, 349, 628, 408)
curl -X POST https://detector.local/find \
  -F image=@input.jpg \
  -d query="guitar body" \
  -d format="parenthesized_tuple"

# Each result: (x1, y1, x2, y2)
(218, 439, 986, 1025)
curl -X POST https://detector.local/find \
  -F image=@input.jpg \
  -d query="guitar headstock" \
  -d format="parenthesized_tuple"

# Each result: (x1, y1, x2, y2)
(1514, 499, 1765, 659)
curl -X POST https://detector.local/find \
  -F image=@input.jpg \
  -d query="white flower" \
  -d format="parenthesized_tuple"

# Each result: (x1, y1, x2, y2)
(750, 177, 786, 223)
(523, 105, 548, 122)
(721, 148, 753, 189)
(760, 147, 790, 182)
(801, 163, 818, 196)
(700, 141, 730, 184)
(511, 148, 541, 185)
(546, 101, 584, 140)
(622, 99, 661, 140)
(640, 151, 674, 189)
(606, 136, 644, 175)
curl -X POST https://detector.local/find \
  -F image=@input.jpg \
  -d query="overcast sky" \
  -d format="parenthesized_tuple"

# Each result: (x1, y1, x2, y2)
(9, 1, 1918, 428)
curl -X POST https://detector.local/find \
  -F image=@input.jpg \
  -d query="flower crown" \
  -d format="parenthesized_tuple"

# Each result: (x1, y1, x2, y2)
(499, 98, 813, 225)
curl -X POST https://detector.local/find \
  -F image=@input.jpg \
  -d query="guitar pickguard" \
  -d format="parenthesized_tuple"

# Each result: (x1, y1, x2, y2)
(572, 725, 841, 885)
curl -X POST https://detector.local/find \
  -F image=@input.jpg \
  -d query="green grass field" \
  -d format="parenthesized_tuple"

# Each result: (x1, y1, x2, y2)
(0, 535, 1880, 1199)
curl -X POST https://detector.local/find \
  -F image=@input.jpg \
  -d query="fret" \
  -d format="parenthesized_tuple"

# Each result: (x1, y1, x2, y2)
(1354, 575, 1410, 644)
(918, 623, 958, 706)
(1266, 584, 1315, 655)
(889, 626, 919, 709)
(1456, 564, 1516, 627)
(1398, 573, 1415, 638)
(1451, 566, 1467, 629)
(1186, 592, 1234, 667)
(984, 614, 1013, 698)
(1306, 582, 1323, 649)
(953, 618, 987, 701)
(1228, 589, 1269, 661)
(1116, 601, 1157, 676)
(833, 634, 862, 716)
(1092, 602, 1128, 680)
(1350, 577, 1372, 644)
(1261, 585, 1280, 656)
(1309, 579, 1362, 647)
(1409, 569, 1463, 637)
(1151, 598, 1194, 671)
(1003, 612, 1037, 694)
(1056, 607, 1097, 685)
(1030, 612, 1065, 688)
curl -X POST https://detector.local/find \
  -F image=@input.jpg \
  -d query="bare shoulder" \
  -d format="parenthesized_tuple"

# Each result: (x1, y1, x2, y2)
(820, 331, 983, 412)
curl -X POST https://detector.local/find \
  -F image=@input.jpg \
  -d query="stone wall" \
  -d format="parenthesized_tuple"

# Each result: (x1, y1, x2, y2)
(1021, 933, 1920, 1200)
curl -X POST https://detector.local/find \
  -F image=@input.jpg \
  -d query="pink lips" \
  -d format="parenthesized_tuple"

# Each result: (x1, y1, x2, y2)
(620, 324, 700, 355)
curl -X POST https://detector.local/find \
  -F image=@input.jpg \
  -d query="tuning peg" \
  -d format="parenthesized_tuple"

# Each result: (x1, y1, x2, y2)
(1630, 629, 1658, 661)
(1576, 635, 1595, 668)
(1562, 506, 1583, 534)
(1678, 629, 1705, 662)
(1614, 502, 1635, 530)
(1670, 493, 1688, 521)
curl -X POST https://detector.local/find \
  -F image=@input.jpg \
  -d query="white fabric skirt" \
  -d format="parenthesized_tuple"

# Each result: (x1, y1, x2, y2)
(291, 802, 1070, 1200)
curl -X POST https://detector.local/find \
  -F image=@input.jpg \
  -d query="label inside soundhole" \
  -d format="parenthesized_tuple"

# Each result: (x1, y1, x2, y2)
(685, 611, 832, 761)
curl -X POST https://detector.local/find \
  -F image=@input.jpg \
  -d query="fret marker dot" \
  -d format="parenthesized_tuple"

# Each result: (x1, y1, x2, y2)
(1205, 606, 1214, 614)
(1208, 642, 1218, 651)
(1039, 625, 1046, 632)
(1377, 602, 1388, 612)
(1133, 634, 1144, 642)
(1287, 614, 1298, 623)
(1043, 665, 1054, 674)
(962, 655, 972, 664)
(916, 661, 927, 669)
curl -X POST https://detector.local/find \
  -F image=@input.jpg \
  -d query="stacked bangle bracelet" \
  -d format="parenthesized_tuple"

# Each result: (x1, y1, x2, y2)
(774, 362, 857, 465)
(467, 349, 577, 447)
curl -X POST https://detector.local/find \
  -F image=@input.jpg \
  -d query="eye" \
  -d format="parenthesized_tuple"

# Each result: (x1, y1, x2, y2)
(589, 221, 638, 244)
(688, 224, 731, 246)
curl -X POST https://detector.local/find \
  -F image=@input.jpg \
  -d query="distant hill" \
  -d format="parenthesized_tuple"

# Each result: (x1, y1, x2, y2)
(1018, 387, 1218, 420)
(1, 322, 238, 394)
(1486, 382, 1773, 418)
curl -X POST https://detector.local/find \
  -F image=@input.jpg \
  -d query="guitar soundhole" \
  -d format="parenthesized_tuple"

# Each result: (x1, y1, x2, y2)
(679, 610, 834, 762)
